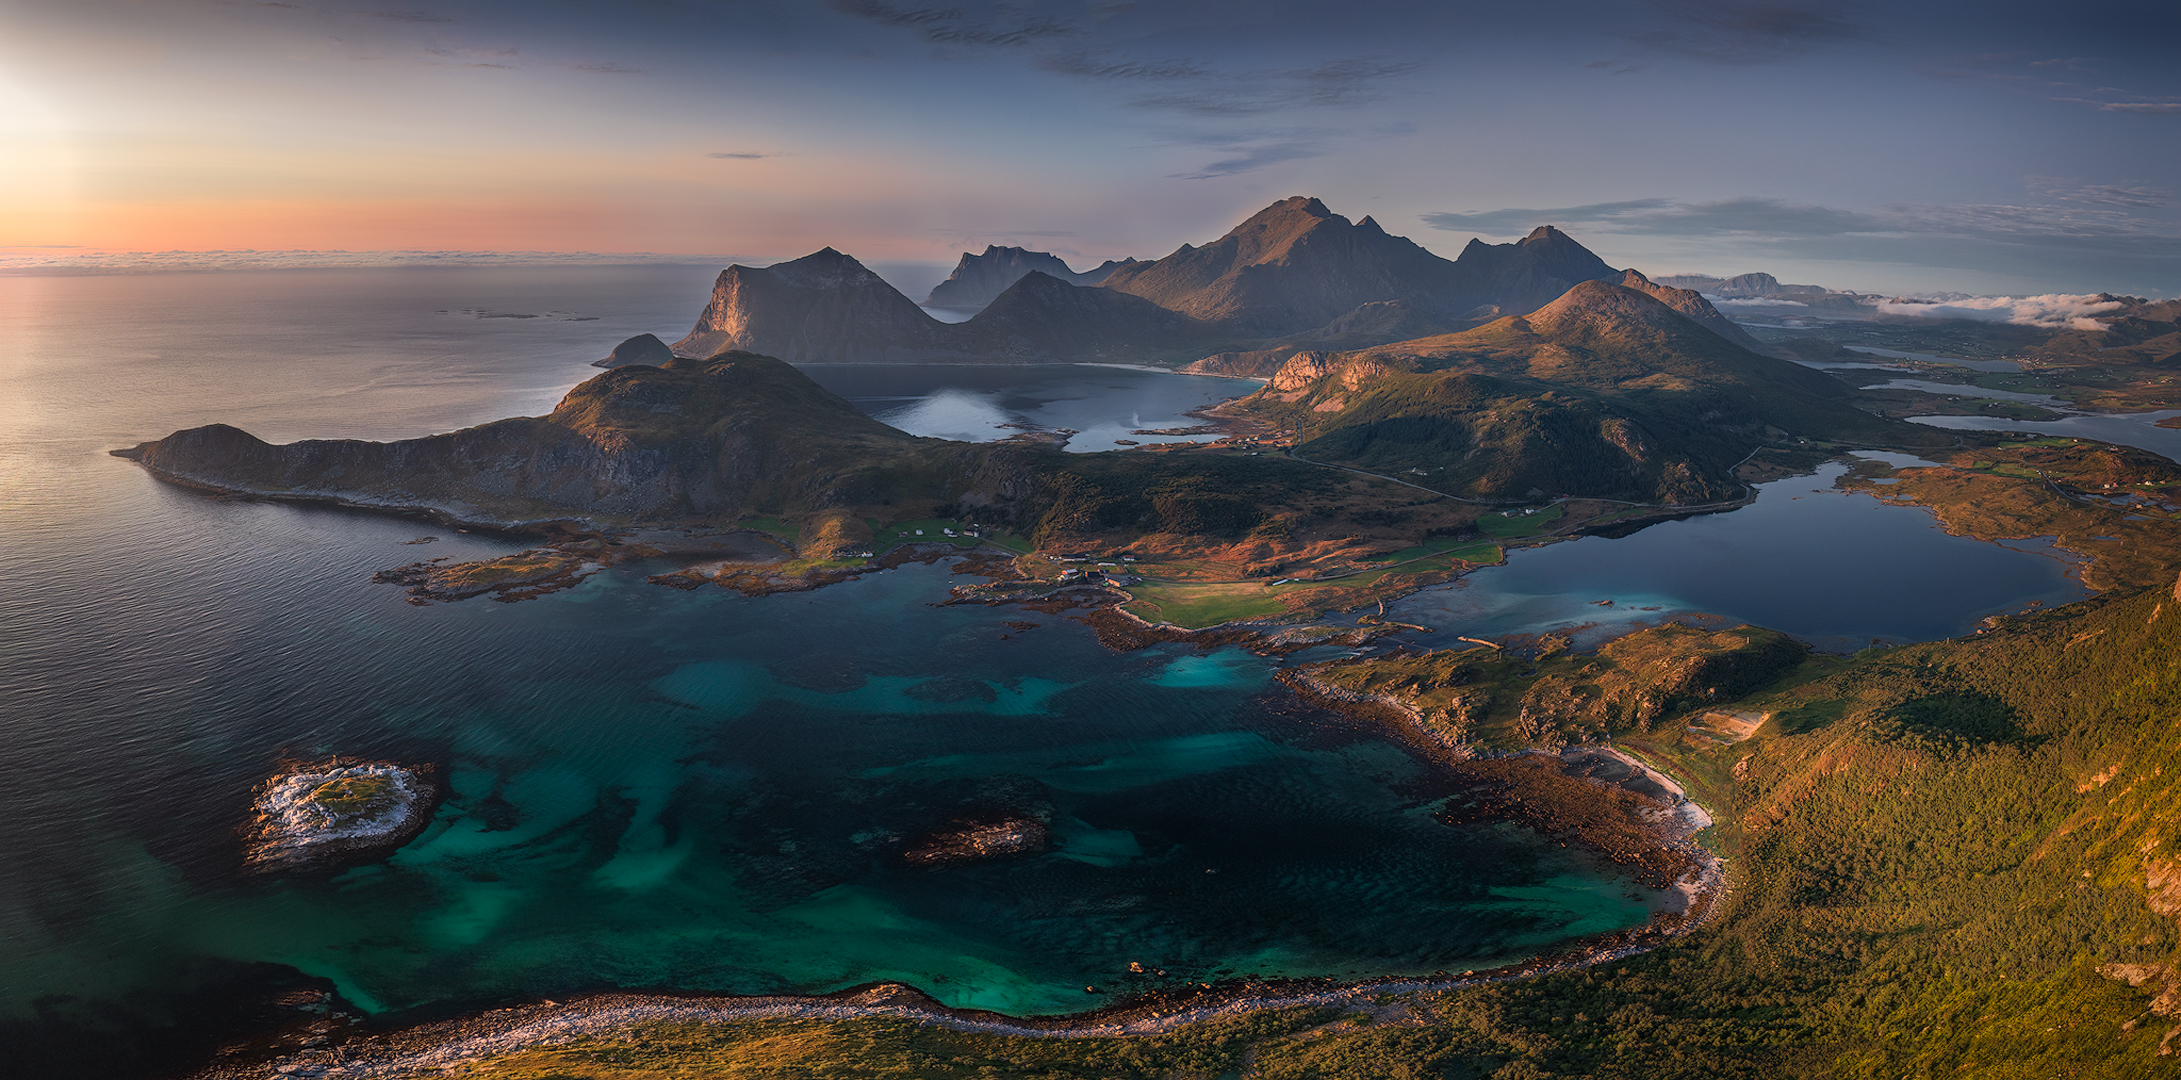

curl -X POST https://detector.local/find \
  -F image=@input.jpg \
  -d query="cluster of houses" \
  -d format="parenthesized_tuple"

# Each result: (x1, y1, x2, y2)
(1053, 552, 1143, 588)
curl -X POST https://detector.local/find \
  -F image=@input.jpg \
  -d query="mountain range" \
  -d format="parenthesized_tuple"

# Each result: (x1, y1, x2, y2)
(644, 197, 1769, 368)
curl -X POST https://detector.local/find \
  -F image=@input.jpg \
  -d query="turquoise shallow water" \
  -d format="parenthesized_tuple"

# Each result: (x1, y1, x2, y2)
(3, 552, 1652, 1022)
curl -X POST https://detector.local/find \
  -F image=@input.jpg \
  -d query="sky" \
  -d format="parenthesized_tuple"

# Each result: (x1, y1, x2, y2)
(1, 0, 2178, 296)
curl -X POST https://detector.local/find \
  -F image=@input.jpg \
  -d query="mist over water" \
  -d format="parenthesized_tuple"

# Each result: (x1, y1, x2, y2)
(873, 387, 1016, 441)
(805, 363, 1248, 451)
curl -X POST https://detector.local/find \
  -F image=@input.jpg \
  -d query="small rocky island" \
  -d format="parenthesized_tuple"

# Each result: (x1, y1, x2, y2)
(244, 761, 437, 871)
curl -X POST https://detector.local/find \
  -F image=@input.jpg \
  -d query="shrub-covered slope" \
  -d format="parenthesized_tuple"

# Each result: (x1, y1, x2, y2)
(1242, 281, 1945, 502)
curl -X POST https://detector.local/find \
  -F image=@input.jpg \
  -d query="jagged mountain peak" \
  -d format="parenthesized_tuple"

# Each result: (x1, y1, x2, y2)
(1100, 195, 1462, 333)
(924, 245, 1128, 309)
(1256, 194, 1333, 219)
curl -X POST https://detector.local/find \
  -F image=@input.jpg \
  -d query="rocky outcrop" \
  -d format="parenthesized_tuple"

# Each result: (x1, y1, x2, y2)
(902, 817, 1051, 865)
(1266, 351, 1340, 392)
(594, 333, 675, 368)
(1260, 348, 1421, 395)
(245, 762, 437, 871)
(924, 245, 1137, 310)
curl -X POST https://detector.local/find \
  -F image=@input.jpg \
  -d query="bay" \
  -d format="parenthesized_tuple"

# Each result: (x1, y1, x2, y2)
(0, 267, 2099, 1051)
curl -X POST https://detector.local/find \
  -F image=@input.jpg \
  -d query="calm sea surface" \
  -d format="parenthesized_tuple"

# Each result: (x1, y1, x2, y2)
(0, 268, 2091, 1049)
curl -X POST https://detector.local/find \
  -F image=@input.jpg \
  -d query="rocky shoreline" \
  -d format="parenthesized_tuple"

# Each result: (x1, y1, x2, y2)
(201, 851, 1723, 1080)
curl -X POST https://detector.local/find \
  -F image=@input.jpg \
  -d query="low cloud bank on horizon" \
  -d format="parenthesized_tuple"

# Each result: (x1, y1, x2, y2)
(1877, 294, 2134, 331)
(1423, 192, 2181, 296)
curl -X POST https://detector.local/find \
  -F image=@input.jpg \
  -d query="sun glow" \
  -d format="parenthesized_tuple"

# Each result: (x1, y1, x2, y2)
(0, 73, 77, 248)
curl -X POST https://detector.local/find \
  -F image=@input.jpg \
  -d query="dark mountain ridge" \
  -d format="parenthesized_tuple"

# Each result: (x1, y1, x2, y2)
(117, 352, 1019, 528)
(923, 245, 1138, 310)
(661, 198, 1782, 367)
(664, 250, 1220, 365)
(1098, 197, 1481, 335)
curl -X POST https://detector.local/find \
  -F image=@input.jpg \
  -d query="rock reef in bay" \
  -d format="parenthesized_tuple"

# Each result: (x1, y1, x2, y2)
(244, 762, 437, 872)
(902, 816, 1053, 866)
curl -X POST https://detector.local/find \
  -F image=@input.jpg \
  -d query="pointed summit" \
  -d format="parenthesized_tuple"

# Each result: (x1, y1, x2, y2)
(1609, 269, 1777, 355)
(1524, 279, 1696, 337)
(1100, 196, 1470, 334)
(1445, 226, 1621, 314)
(672, 249, 972, 362)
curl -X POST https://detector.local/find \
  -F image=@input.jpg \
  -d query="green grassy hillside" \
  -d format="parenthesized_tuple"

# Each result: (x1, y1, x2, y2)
(1243, 282, 1947, 503)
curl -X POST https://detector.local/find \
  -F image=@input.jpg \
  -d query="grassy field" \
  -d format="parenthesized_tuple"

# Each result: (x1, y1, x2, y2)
(867, 518, 985, 551)
(1477, 504, 1566, 539)
(1364, 537, 1505, 565)
(1121, 539, 1498, 629)
(1120, 579, 1297, 627)
(737, 517, 801, 545)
